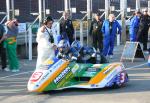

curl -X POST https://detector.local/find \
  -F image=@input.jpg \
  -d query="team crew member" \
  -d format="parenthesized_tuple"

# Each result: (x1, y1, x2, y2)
(0, 24, 8, 71)
(101, 14, 122, 58)
(129, 11, 141, 42)
(137, 9, 150, 51)
(90, 13, 103, 52)
(0, 19, 19, 72)
(36, 16, 56, 69)
(60, 11, 74, 45)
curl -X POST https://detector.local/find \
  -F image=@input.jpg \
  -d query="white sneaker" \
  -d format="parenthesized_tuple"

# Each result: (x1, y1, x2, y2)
(4, 68, 10, 71)
(12, 69, 20, 72)
(109, 55, 113, 59)
(144, 51, 149, 54)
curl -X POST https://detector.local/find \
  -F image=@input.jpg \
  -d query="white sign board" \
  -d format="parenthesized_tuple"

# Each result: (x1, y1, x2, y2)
(127, 8, 131, 12)
(46, 9, 50, 15)
(18, 23, 26, 33)
(110, 6, 115, 11)
(15, 9, 20, 16)
(71, 8, 77, 13)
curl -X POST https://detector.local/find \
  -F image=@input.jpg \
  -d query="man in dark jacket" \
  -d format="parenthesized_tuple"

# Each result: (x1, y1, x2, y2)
(137, 9, 150, 51)
(0, 24, 7, 71)
(90, 13, 103, 52)
(60, 11, 74, 45)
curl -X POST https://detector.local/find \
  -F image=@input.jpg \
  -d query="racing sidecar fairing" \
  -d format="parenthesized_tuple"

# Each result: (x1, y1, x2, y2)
(27, 58, 128, 92)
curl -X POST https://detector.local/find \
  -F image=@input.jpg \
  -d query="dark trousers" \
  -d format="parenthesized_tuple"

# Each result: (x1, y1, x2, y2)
(143, 31, 148, 50)
(61, 32, 74, 45)
(0, 43, 7, 69)
(68, 34, 73, 45)
(93, 32, 103, 52)
(139, 29, 149, 50)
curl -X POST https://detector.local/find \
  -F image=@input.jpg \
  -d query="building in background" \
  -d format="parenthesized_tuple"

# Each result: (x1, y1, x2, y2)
(0, 0, 148, 22)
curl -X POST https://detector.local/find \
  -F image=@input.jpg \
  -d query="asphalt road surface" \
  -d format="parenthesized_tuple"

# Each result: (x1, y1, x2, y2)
(0, 45, 150, 103)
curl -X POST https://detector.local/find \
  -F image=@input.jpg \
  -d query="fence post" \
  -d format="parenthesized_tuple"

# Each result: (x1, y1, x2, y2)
(80, 20, 84, 46)
(28, 27, 32, 60)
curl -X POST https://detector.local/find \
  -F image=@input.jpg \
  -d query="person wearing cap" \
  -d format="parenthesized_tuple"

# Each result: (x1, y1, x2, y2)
(0, 19, 19, 72)
(36, 16, 56, 69)
(60, 11, 74, 45)
(137, 9, 150, 51)
(89, 12, 103, 52)
(101, 14, 122, 58)
(129, 11, 142, 42)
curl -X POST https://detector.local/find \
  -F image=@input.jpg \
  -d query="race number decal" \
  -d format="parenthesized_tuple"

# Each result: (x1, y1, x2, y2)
(120, 72, 125, 83)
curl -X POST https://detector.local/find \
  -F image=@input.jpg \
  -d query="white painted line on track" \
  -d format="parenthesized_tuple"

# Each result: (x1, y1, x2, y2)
(125, 63, 148, 70)
(0, 89, 27, 92)
(0, 71, 33, 79)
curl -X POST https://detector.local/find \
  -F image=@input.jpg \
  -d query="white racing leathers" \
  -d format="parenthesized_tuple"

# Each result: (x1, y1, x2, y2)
(36, 27, 55, 69)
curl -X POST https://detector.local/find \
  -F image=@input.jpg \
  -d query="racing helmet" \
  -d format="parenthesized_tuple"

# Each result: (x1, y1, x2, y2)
(57, 39, 70, 48)
(71, 40, 82, 51)
(81, 46, 96, 54)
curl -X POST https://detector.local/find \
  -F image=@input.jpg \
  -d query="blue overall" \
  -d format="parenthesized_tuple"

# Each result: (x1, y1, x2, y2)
(101, 20, 121, 56)
(129, 16, 140, 41)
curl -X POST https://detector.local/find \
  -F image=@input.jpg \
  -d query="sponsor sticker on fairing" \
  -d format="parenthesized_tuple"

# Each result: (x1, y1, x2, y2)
(105, 69, 118, 81)
(50, 59, 65, 70)
(30, 72, 43, 82)
(103, 66, 113, 74)
(43, 59, 54, 65)
(71, 64, 79, 73)
(54, 67, 71, 84)
(92, 64, 102, 68)
(91, 84, 99, 87)
(40, 72, 50, 81)
(37, 60, 66, 85)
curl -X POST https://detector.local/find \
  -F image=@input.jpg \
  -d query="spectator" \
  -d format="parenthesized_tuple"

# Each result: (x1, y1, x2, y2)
(130, 12, 136, 20)
(60, 11, 74, 45)
(0, 24, 8, 71)
(89, 13, 103, 52)
(101, 14, 122, 58)
(36, 16, 56, 69)
(137, 9, 150, 52)
(129, 11, 141, 42)
(0, 19, 19, 72)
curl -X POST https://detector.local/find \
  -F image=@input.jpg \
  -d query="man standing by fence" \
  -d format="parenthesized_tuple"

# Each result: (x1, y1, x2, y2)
(137, 9, 150, 52)
(60, 11, 74, 45)
(90, 13, 103, 52)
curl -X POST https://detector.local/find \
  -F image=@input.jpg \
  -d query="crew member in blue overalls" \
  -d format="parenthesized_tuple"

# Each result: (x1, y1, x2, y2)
(60, 11, 74, 45)
(129, 11, 141, 42)
(101, 14, 122, 58)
